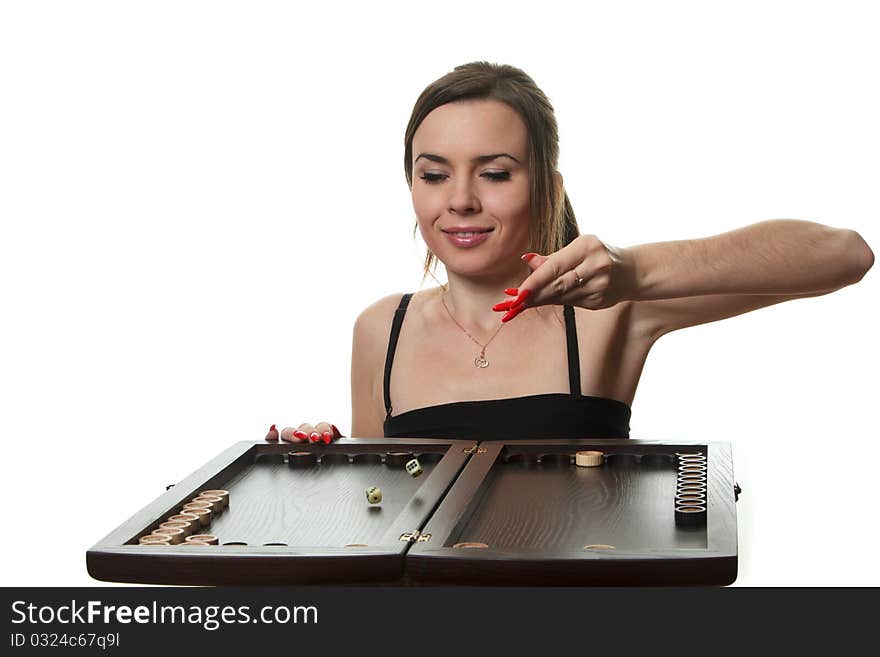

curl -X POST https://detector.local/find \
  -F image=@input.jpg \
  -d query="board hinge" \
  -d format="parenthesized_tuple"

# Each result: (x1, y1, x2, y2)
(399, 530, 432, 543)
(463, 445, 486, 455)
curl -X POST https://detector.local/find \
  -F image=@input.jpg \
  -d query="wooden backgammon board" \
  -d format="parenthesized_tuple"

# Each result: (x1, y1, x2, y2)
(87, 438, 739, 585)
(408, 439, 738, 585)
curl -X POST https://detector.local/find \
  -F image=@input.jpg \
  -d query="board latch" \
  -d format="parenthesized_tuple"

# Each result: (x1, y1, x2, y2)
(399, 530, 432, 543)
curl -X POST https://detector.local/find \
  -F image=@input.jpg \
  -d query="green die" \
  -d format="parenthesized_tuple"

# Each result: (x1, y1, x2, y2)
(405, 458, 423, 478)
(365, 486, 382, 504)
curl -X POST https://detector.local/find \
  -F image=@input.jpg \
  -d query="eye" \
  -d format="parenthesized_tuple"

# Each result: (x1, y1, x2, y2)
(418, 171, 511, 184)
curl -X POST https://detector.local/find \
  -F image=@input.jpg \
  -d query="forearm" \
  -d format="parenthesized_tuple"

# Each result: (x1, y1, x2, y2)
(623, 219, 874, 300)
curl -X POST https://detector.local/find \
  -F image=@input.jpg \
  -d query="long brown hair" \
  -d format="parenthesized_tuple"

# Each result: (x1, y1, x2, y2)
(404, 61, 580, 284)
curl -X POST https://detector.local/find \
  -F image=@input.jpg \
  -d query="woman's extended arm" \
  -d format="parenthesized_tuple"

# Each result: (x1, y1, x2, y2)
(620, 219, 873, 337)
(498, 219, 873, 336)
(626, 219, 873, 300)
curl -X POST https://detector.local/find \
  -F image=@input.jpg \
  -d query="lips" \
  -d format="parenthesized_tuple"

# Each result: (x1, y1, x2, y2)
(442, 227, 494, 234)
(442, 228, 493, 248)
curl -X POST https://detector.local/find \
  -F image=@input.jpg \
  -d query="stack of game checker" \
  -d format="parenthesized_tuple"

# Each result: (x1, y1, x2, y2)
(137, 489, 229, 546)
(674, 453, 707, 526)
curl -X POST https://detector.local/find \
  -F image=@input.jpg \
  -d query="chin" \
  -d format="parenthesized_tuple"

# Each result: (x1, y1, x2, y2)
(438, 256, 510, 281)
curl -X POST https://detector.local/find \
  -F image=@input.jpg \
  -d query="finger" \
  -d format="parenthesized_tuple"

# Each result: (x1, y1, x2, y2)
(508, 253, 551, 309)
(279, 426, 298, 442)
(294, 422, 315, 442)
(545, 270, 613, 309)
(301, 420, 323, 443)
(501, 302, 528, 323)
(510, 288, 533, 309)
(521, 253, 549, 271)
(494, 254, 548, 310)
(330, 423, 344, 439)
(264, 424, 280, 442)
(515, 245, 588, 307)
(315, 421, 335, 444)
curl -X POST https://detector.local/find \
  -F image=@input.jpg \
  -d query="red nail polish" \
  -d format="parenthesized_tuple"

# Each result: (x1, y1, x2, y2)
(504, 287, 518, 296)
(521, 253, 538, 262)
(322, 431, 332, 444)
(513, 289, 532, 305)
(330, 424, 342, 438)
(309, 432, 320, 442)
(492, 301, 514, 312)
(293, 430, 307, 440)
(507, 301, 524, 316)
(502, 305, 526, 322)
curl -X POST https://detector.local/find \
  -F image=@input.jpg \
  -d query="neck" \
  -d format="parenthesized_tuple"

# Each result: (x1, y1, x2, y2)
(440, 263, 529, 337)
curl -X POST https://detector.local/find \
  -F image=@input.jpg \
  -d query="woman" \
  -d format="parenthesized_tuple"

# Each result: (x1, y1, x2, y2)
(276, 61, 873, 444)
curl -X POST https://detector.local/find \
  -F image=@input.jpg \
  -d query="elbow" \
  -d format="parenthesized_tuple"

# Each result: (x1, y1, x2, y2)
(845, 230, 875, 284)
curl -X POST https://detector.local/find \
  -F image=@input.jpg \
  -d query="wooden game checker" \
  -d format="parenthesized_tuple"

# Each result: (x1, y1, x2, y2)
(135, 490, 231, 548)
(575, 450, 604, 467)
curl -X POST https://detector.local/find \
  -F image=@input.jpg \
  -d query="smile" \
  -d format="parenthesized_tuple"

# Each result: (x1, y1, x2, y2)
(442, 229, 494, 248)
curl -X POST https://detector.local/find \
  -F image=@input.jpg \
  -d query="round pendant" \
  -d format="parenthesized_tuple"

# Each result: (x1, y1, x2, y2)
(475, 355, 489, 369)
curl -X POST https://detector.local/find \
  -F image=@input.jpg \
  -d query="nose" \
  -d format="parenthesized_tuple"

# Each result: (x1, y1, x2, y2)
(448, 177, 481, 215)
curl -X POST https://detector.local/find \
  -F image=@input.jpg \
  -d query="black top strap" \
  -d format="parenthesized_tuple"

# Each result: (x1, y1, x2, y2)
(563, 305, 582, 396)
(383, 293, 413, 419)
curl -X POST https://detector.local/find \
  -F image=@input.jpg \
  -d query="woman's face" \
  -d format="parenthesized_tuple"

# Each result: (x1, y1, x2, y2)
(411, 99, 531, 279)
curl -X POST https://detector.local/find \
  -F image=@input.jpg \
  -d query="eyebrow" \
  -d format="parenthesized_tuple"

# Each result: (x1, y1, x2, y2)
(414, 152, 521, 165)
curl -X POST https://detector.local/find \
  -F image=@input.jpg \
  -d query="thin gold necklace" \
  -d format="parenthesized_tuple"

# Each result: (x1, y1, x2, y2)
(440, 285, 505, 369)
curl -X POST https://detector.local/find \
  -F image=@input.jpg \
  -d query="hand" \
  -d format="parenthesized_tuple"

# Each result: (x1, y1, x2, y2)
(492, 235, 635, 322)
(265, 422, 344, 444)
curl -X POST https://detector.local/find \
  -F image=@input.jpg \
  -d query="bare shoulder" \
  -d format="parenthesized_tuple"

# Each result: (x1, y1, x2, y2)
(350, 292, 410, 437)
(353, 288, 441, 339)
(352, 292, 409, 353)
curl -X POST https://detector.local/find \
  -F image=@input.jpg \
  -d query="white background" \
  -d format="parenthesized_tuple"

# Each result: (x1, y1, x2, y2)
(1, 0, 876, 587)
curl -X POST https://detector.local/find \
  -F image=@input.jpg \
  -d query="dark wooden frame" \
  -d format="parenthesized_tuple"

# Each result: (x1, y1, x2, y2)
(87, 438, 474, 585)
(406, 439, 738, 586)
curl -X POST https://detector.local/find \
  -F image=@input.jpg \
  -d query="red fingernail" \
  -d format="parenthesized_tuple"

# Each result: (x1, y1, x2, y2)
(322, 432, 332, 444)
(521, 253, 538, 262)
(330, 424, 341, 438)
(501, 305, 526, 323)
(513, 289, 532, 305)
(293, 430, 307, 440)
(492, 301, 514, 312)
(503, 287, 518, 296)
(309, 432, 320, 443)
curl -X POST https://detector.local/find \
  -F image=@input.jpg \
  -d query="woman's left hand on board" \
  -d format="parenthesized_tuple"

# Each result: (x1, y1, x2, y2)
(492, 234, 636, 322)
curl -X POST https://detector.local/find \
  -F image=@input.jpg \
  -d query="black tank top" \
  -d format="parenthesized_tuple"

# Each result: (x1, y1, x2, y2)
(382, 293, 631, 440)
